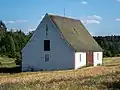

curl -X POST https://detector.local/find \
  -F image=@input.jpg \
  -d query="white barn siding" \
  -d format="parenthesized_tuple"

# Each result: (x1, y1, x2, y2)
(22, 15, 74, 71)
(75, 52, 86, 69)
(93, 52, 103, 66)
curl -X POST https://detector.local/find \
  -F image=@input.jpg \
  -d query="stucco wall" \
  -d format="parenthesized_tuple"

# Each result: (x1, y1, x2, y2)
(22, 14, 74, 71)
(93, 52, 103, 66)
(75, 52, 86, 69)
(75, 52, 103, 69)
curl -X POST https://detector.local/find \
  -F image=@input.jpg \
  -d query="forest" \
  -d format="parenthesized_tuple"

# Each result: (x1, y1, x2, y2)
(0, 20, 120, 66)
(0, 20, 32, 66)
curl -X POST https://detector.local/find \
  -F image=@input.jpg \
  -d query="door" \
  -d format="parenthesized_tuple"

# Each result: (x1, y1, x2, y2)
(86, 51, 93, 66)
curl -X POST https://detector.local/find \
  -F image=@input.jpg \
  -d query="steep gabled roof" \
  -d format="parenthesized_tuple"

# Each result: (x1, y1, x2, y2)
(48, 14, 103, 52)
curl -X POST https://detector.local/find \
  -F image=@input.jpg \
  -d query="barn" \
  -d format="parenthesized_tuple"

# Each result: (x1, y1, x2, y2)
(21, 13, 103, 71)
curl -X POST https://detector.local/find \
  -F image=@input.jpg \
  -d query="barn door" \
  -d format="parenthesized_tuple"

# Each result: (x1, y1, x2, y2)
(86, 51, 93, 66)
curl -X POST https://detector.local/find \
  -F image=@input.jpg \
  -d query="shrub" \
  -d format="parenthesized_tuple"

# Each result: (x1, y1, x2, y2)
(15, 56, 22, 65)
(116, 54, 120, 57)
(15, 59, 21, 65)
(7, 53, 13, 58)
(0, 54, 5, 57)
(15, 52, 21, 59)
(15, 52, 22, 65)
(0, 62, 2, 65)
(86, 62, 93, 67)
(97, 64, 101, 66)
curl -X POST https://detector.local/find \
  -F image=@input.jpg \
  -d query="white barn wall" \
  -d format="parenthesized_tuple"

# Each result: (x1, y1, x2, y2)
(22, 14, 74, 71)
(75, 52, 86, 69)
(93, 52, 103, 66)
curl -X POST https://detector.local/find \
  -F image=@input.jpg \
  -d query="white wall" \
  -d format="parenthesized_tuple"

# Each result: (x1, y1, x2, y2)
(93, 52, 103, 66)
(75, 52, 86, 69)
(22, 14, 74, 71)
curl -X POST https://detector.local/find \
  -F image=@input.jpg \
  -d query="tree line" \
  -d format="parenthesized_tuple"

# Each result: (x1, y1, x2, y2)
(94, 36, 120, 57)
(0, 20, 120, 64)
(0, 20, 32, 65)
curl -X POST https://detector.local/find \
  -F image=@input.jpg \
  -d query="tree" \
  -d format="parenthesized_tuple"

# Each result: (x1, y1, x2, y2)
(8, 36, 16, 58)
(0, 20, 7, 32)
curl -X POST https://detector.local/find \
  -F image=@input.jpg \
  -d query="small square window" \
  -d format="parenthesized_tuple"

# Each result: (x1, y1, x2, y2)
(97, 53, 99, 60)
(80, 54, 81, 62)
(45, 54, 49, 62)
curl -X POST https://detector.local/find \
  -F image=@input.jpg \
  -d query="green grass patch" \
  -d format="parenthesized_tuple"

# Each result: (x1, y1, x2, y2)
(0, 56, 17, 68)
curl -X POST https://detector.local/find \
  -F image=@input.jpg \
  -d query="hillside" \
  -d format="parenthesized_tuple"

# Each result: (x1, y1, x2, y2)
(0, 57, 120, 90)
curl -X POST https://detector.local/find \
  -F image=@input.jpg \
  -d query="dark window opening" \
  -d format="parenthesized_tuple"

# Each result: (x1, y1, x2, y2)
(44, 40, 50, 51)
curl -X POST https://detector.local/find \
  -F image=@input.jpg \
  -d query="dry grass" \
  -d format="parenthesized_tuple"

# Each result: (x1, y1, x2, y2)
(0, 57, 120, 90)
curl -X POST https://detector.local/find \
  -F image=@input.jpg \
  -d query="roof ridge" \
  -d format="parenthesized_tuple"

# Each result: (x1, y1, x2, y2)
(47, 13, 80, 21)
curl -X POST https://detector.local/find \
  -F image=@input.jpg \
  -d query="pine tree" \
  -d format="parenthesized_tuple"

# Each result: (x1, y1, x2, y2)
(0, 20, 7, 32)
(9, 36, 16, 58)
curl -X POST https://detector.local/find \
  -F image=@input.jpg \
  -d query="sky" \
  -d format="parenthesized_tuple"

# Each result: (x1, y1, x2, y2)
(0, 0, 120, 36)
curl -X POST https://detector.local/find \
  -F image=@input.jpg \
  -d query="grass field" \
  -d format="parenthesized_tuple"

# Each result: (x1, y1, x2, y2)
(0, 57, 120, 90)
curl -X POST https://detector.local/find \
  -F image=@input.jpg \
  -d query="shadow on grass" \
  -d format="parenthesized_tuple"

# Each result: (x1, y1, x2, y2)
(102, 81, 120, 89)
(79, 71, 120, 90)
(105, 64, 120, 67)
(0, 66, 21, 73)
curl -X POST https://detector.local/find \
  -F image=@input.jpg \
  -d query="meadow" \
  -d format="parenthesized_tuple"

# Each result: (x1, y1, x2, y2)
(0, 56, 16, 68)
(0, 57, 120, 90)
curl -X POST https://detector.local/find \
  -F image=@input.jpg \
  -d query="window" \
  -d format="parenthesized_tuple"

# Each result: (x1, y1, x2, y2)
(80, 54, 81, 62)
(45, 54, 49, 62)
(44, 40, 50, 51)
(97, 53, 99, 60)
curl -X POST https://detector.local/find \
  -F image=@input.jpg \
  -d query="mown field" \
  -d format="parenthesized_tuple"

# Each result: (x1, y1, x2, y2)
(0, 56, 16, 68)
(0, 57, 120, 90)
(0, 56, 21, 73)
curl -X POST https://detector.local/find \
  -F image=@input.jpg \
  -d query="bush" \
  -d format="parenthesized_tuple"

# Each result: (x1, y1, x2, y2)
(15, 52, 22, 65)
(116, 54, 120, 57)
(0, 62, 2, 65)
(15, 52, 21, 59)
(7, 53, 16, 58)
(86, 62, 93, 67)
(97, 64, 102, 66)
(15, 56, 22, 65)
(15, 59, 21, 65)
(106, 51, 112, 57)
(0, 54, 5, 57)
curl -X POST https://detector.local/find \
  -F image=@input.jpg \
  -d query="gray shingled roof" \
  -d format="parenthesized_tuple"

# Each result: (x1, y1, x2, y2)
(48, 14, 103, 52)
